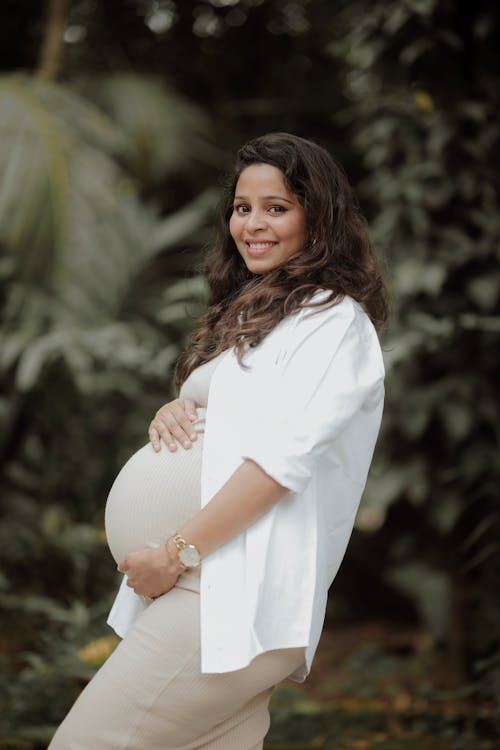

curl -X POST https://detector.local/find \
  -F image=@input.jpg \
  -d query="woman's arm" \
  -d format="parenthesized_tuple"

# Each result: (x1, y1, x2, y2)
(179, 459, 287, 559)
(121, 301, 383, 597)
(118, 459, 288, 598)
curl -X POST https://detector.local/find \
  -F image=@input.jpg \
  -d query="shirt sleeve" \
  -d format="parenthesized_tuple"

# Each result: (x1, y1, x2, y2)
(240, 299, 385, 494)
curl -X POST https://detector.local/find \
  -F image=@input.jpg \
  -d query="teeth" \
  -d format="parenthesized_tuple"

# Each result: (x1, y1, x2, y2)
(247, 242, 275, 249)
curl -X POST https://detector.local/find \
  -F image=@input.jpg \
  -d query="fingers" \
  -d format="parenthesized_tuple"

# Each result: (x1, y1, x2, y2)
(148, 418, 178, 453)
(148, 424, 165, 453)
(166, 408, 198, 448)
(149, 399, 199, 452)
(119, 547, 178, 597)
(183, 399, 198, 422)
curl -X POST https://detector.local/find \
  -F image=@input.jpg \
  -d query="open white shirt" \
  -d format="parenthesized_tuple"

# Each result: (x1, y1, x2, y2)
(108, 291, 385, 682)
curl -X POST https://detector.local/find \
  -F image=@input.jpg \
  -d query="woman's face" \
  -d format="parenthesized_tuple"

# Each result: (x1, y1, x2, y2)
(229, 163, 307, 274)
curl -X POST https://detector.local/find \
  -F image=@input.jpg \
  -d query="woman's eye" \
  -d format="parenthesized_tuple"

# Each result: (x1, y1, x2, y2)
(232, 204, 286, 215)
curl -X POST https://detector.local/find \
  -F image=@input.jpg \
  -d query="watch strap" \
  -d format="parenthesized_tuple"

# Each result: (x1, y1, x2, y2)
(171, 532, 188, 552)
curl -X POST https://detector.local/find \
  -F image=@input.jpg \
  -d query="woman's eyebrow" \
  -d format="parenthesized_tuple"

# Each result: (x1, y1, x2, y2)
(234, 195, 294, 204)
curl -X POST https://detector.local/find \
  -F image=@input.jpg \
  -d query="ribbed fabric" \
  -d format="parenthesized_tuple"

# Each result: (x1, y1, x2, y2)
(50, 351, 304, 749)
(49, 585, 304, 749)
(104, 353, 226, 591)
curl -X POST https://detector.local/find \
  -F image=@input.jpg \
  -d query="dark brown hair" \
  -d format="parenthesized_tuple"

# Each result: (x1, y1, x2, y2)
(175, 132, 389, 388)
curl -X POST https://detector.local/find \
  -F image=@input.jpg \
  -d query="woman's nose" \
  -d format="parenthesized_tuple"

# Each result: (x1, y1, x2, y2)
(245, 210, 267, 231)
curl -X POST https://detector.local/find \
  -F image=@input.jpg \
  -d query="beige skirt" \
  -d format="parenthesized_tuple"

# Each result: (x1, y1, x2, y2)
(48, 577, 304, 750)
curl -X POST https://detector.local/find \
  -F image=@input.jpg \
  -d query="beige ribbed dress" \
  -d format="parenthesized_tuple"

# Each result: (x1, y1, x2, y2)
(48, 352, 304, 750)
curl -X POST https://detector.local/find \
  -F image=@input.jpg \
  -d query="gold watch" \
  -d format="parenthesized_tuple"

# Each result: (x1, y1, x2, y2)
(169, 532, 201, 569)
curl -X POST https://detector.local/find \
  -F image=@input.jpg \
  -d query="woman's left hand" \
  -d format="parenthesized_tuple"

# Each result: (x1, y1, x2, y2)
(118, 545, 181, 599)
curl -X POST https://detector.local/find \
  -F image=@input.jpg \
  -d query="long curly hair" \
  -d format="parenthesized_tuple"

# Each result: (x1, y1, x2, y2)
(175, 132, 389, 388)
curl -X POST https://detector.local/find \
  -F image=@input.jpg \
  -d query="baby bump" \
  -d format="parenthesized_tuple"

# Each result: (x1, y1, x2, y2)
(104, 438, 203, 565)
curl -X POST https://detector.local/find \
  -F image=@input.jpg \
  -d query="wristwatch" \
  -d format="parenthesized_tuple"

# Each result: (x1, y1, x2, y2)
(169, 532, 201, 569)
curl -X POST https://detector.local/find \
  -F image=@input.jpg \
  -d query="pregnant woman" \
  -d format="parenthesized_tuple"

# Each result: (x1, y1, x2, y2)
(49, 132, 389, 749)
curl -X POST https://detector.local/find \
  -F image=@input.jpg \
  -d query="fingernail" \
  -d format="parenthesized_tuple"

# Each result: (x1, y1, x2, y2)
(190, 433, 197, 441)
(189, 414, 197, 421)
(183, 441, 191, 449)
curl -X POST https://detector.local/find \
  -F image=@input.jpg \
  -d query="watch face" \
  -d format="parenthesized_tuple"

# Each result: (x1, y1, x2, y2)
(179, 544, 201, 567)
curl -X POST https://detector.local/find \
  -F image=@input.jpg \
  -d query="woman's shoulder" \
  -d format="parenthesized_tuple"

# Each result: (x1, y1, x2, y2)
(294, 289, 365, 328)
(285, 290, 380, 356)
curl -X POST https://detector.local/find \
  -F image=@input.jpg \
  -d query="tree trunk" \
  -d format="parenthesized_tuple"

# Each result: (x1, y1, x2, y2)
(446, 570, 467, 687)
(37, 0, 68, 80)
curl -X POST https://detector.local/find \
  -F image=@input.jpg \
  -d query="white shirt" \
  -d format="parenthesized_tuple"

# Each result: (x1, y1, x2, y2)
(108, 291, 385, 682)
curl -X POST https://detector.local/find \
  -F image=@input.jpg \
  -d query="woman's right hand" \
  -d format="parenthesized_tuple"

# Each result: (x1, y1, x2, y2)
(148, 398, 199, 453)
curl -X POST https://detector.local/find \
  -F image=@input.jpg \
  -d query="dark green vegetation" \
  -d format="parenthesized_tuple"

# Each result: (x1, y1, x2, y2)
(0, 1, 499, 747)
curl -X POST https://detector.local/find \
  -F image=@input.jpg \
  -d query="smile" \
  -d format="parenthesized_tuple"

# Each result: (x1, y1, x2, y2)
(245, 241, 278, 257)
(246, 242, 277, 249)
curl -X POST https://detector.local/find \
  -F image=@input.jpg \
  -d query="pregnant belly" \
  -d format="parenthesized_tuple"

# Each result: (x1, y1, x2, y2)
(104, 439, 203, 564)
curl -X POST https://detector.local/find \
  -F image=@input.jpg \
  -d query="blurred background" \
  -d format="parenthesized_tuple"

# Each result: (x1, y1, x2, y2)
(0, 1, 499, 748)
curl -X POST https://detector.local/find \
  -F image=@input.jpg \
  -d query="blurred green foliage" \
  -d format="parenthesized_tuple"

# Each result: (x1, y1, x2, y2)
(0, 0, 499, 747)
(0, 65, 214, 742)
(332, 0, 500, 689)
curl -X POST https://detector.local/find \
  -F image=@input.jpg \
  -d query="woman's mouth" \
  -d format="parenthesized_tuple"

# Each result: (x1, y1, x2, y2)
(245, 241, 278, 257)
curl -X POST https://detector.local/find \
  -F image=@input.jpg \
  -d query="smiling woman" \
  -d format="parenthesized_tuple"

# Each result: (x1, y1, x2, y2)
(176, 132, 388, 385)
(48, 132, 389, 750)
(229, 163, 307, 273)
